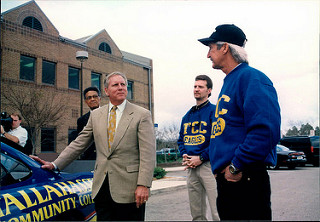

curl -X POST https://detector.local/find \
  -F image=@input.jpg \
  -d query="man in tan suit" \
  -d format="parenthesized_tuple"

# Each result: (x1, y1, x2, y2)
(31, 71, 156, 221)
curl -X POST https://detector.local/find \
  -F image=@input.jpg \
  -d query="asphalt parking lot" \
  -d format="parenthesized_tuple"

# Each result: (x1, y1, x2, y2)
(146, 165, 319, 221)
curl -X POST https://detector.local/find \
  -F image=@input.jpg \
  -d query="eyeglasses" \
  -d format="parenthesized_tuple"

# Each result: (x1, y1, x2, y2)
(85, 95, 99, 100)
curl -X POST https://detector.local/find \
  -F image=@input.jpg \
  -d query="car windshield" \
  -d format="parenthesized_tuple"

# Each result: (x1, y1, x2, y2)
(277, 145, 290, 151)
(1, 152, 31, 186)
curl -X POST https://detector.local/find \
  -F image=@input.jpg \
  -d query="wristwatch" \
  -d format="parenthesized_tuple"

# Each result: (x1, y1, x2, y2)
(199, 154, 205, 162)
(229, 163, 241, 175)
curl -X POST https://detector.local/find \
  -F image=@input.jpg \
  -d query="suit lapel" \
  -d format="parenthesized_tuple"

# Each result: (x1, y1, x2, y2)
(110, 102, 134, 152)
(98, 105, 110, 154)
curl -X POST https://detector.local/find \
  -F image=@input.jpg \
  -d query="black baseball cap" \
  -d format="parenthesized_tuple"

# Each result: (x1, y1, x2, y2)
(198, 24, 247, 47)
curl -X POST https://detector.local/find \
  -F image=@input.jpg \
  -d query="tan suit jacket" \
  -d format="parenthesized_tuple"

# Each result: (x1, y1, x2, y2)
(54, 101, 156, 203)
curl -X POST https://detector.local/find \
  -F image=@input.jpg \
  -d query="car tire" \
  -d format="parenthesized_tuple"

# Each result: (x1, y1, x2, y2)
(269, 164, 279, 170)
(54, 210, 84, 221)
(288, 164, 296, 170)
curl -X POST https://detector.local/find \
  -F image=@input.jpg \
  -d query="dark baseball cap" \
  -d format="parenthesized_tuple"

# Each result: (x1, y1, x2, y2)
(198, 24, 247, 47)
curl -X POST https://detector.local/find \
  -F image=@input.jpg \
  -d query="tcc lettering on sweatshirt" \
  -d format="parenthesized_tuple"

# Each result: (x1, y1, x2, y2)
(183, 121, 207, 134)
(183, 134, 205, 145)
(182, 121, 207, 145)
(211, 94, 229, 138)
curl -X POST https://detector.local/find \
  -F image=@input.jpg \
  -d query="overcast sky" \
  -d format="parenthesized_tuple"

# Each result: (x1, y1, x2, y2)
(2, 0, 319, 134)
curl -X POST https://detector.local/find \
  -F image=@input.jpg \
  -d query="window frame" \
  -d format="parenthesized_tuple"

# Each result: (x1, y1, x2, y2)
(42, 60, 56, 85)
(22, 16, 43, 32)
(127, 80, 134, 100)
(41, 127, 56, 153)
(98, 42, 112, 54)
(68, 66, 80, 90)
(91, 72, 101, 92)
(20, 55, 36, 82)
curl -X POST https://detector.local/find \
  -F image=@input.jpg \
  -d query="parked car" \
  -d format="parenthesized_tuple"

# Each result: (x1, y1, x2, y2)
(156, 148, 180, 156)
(268, 144, 307, 170)
(280, 136, 319, 166)
(0, 137, 96, 221)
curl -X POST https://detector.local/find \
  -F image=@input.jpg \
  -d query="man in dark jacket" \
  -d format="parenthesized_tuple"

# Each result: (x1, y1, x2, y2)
(77, 86, 101, 159)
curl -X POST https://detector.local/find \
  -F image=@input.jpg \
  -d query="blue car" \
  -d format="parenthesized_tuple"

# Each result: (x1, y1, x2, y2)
(0, 137, 96, 221)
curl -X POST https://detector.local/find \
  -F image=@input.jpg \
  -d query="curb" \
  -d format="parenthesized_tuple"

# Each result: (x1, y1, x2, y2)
(151, 184, 187, 195)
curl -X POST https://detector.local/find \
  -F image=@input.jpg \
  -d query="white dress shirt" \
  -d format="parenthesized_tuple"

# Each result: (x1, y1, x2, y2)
(108, 100, 126, 130)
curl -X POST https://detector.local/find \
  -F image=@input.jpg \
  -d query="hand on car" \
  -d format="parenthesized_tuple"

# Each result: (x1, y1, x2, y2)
(29, 155, 55, 170)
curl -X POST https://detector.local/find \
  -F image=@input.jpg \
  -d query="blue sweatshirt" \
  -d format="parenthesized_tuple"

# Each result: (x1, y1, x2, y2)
(178, 101, 216, 161)
(210, 63, 281, 173)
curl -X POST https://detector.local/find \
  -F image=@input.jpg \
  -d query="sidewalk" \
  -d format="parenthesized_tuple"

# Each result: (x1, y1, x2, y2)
(151, 166, 187, 195)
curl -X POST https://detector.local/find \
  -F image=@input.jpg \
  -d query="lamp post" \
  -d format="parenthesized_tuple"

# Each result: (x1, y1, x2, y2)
(76, 51, 88, 117)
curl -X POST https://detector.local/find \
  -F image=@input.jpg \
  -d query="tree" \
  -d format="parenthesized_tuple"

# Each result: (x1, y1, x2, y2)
(156, 123, 179, 149)
(1, 86, 68, 154)
(299, 123, 314, 136)
(285, 123, 319, 136)
(155, 123, 180, 162)
(286, 126, 299, 136)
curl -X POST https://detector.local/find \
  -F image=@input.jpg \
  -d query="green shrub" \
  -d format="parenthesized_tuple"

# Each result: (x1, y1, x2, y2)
(153, 167, 167, 179)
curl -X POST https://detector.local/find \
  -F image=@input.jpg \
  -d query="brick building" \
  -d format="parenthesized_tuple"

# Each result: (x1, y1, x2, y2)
(1, 1, 154, 159)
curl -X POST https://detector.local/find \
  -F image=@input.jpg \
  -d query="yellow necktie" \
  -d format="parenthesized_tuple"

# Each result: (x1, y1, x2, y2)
(108, 105, 117, 148)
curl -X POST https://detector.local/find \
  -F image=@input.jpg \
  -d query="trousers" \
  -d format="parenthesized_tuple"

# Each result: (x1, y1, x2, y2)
(94, 175, 146, 221)
(187, 161, 219, 221)
(216, 169, 272, 220)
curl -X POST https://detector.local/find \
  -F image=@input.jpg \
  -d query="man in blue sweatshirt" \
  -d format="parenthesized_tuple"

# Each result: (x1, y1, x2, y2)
(178, 75, 219, 221)
(198, 24, 281, 220)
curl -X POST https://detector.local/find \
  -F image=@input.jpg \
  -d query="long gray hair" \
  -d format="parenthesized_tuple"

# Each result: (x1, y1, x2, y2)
(216, 41, 249, 64)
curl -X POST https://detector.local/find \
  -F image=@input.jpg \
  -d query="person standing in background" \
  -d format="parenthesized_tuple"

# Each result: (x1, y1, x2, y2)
(1, 112, 28, 147)
(77, 86, 101, 159)
(178, 75, 219, 221)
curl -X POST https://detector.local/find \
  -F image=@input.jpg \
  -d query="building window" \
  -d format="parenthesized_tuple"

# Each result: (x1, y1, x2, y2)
(68, 129, 78, 144)
(22, 16, 43, 32)
(99, 42, 112, 54)
(41, 128, 55, 152)
(20, 55, 35, 81)
(127, 80, 133, 100)
(68, 67, 80, 89)
(91, 72, 101, 91)
(42, 60, 56, 85)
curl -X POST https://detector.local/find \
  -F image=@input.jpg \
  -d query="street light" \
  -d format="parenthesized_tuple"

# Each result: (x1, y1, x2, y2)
(76, 51, 88, 116)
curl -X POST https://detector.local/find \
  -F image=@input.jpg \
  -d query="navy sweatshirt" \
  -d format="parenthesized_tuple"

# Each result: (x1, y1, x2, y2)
(209, 63, 281, 173)
(178, 101, 216, 161)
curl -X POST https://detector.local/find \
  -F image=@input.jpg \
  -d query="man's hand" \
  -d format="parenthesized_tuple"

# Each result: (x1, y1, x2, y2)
(29, 155, 55, 170)
(135, 185, 149, 208)
(182, 154, 202, 170)
(1, 125, 4, 134)
(222, 165, 242, 182)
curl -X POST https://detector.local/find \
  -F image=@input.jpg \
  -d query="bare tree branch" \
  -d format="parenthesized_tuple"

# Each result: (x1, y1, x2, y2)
(2, 86, 68, 153)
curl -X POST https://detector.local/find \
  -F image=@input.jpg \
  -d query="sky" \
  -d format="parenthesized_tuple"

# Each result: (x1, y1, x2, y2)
(1, 0, 319, 134)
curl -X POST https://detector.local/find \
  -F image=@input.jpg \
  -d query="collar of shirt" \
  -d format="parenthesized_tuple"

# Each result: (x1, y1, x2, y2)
(108, 100, 126, 128)
(191, 100, 209, 112)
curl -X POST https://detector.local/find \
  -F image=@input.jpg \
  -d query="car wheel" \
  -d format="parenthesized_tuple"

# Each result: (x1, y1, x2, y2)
(54, 210, 84, 221)
(269, 164, 279, 170)
(288, 164, 296, 170)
